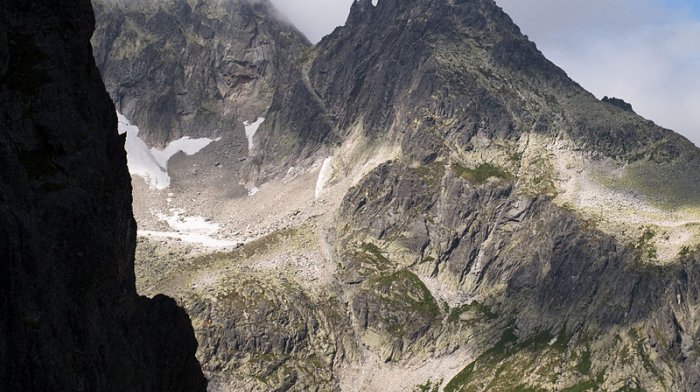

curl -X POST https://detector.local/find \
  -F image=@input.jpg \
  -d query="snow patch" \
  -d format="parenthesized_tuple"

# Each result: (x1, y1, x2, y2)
(139, 230, 236, 248)
(151, 137, 218, 170)
(243, 117, 265, 153)
(156, 208, 220, 236)
(315, 156, 333, 199)
(118, 112, 218, 189)
(139, 208, 236, 248)
(118, 113, 170, 189)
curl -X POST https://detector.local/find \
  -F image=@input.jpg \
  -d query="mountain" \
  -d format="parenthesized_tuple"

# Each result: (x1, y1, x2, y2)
(92, 0, 310, 146)
(94, 0, 700, 391)
(0, 1, 206, 390)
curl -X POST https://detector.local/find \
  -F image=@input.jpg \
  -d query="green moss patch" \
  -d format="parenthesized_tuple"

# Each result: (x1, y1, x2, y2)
(448, 301, 497, 323)
(413, 378, 442, 392)
(414, 161, 446, 188)
(370, 270, 442, 321)
(575, 350, 592, 375)
(634, 227, 658, 262)
(561, 379, 598, 392)
(452, 162, 513, 184)
(356, 269, 442, 342)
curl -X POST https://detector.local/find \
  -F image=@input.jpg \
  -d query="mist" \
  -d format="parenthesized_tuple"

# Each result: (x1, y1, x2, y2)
(270, 0, 354, 43)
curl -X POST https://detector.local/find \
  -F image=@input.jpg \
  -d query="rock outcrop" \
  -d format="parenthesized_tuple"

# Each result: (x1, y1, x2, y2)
(602, 96, 636, 113)
(311, 1, 700, 390)
(338, 159, 700, 391)
(0, 1, 206, 390)
(254, 0, 700, 389)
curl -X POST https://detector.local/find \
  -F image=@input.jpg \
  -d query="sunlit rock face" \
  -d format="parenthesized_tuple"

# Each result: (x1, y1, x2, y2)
(89, 0, 700, 391)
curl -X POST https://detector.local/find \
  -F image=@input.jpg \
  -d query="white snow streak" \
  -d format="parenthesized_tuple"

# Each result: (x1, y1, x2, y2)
(151, 137, 217, 170)
(243, 117, 265, 153)
(139, 230, 236, 248)
(118, 112, 218, 189)
(315, 156, 333, 200)
(156, 208, 219, 235)
(118, 113, 170, 189)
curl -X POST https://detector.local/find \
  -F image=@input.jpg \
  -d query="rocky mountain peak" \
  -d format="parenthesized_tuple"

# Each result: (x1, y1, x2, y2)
(285, 0, 696, 166)
(346, 0, 374, 24)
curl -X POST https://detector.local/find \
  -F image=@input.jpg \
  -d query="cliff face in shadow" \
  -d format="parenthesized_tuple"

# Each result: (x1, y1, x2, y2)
(0, 1, 206, 390)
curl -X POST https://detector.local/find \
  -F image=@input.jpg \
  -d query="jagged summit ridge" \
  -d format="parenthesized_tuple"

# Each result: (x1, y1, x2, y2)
(256, 0, 698, 189)
(259, 0, 694, 164)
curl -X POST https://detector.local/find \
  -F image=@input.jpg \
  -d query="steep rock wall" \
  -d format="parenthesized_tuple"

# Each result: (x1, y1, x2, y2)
(0, 1, 206, 390)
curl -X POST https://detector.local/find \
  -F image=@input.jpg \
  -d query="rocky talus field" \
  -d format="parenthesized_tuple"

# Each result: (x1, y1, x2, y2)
(93, 0, 700, 391)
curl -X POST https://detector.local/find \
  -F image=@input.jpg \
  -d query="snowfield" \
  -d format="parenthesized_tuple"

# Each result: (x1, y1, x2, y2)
(243, 117, 265, 153)
(139, 207, 236, 248)
(315, 156, 334, 199)
(117, 112, 218, 189)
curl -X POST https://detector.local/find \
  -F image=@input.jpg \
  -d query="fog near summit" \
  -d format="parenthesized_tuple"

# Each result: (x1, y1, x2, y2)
(270, 0, 354, 43)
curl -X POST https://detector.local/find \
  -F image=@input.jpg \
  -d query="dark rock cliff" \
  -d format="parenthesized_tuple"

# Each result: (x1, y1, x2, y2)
(338, 159, 700, 390)
(0, 0, 206, 390)
(602, 96, 635, 113)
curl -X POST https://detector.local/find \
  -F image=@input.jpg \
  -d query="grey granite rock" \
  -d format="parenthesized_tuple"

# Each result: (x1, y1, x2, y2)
(602, 96, 635, 113)
(92, 0, 310, 146)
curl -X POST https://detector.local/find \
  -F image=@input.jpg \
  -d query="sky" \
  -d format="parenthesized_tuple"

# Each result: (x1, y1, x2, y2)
(270, 0, 700, 146)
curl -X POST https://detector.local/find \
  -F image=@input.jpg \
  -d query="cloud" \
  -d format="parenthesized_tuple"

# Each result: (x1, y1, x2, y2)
(270, 0, 700, 146)
(270, 0, 353, 43)
(494, 0, 665, 39)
